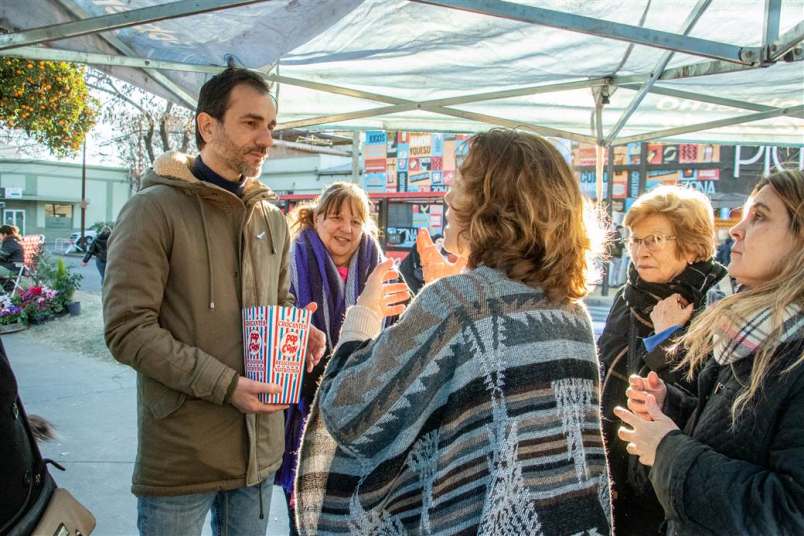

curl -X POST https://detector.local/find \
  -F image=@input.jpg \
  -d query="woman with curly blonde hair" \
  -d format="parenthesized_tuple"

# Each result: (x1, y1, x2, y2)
(296, 129, 612, 535)
(617, 170, 804, 535)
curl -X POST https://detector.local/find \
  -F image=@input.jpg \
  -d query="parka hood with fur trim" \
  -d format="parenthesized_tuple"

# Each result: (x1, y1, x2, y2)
(104, 150, 294, 497)
(143, 151, 278, 204)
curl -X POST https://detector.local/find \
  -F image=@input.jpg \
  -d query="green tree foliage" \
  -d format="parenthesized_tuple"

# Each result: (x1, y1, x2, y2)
(0, 58, 98, 156)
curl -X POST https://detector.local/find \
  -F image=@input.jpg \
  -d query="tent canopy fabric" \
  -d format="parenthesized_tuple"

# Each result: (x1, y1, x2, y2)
(1, 0, 803, 145)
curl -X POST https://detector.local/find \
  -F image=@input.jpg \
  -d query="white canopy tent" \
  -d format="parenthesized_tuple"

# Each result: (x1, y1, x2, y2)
(1, 0, 802, 148)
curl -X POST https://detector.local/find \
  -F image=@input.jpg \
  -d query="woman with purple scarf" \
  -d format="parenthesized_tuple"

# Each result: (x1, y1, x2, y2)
(277, 182, 391, 535)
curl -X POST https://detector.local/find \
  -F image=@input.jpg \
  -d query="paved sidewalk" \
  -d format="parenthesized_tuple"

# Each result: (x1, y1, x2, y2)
(4, 334, 290, 536)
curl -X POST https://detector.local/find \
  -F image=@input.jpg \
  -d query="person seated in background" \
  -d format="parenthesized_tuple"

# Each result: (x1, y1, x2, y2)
(0, 225, 24, 291)
(598, 185, 727, 535)
(296, 129, 612, 534)
(616, 170, 804, 536)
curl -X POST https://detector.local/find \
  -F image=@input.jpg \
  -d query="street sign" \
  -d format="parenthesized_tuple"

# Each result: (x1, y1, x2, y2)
(2, 187, 23, 199)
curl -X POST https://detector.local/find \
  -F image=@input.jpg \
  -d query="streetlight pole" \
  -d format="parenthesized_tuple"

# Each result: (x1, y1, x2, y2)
(80, 139, 87, 244)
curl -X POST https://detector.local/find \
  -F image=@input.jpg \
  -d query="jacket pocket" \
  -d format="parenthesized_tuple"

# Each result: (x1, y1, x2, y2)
(143, 378, 187, 420)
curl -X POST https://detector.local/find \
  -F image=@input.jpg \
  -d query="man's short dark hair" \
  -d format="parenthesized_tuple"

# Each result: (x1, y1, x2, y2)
(195, 67, 272, 150)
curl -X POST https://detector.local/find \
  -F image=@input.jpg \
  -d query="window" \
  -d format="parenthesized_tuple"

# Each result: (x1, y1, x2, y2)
(45, 203, 74, 230)
(388, 202, 412, 227)
(45, 204, 73, 219)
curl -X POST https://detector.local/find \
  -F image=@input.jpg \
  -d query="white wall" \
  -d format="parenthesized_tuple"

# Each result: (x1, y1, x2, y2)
(0, 173, 26, 190)
(85, 180, 108, 224)
(37, 177, 79, 199)
(259, 154, 353, 194)
(112, 183, 130, 218)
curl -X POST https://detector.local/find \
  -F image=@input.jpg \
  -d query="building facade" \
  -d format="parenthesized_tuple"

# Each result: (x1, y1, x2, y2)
(0, 159, 131, 240)
(259, 149, 353, 195)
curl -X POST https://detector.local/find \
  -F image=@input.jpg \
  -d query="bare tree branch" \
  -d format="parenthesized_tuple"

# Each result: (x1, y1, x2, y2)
(180, 121, 193, 153)
(88, 70, 194, 189)
(87, 75, 151, 119)
(159, 101, 173, 152)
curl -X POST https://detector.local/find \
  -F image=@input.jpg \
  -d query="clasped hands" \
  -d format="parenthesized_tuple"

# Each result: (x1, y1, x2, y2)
(614, 371, 679, 466)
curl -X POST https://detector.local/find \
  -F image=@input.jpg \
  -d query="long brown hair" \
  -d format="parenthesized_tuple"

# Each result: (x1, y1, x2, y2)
(0, 224, 21, 239)
(678, 170, 804, 421)
(451, 129, 604, 303)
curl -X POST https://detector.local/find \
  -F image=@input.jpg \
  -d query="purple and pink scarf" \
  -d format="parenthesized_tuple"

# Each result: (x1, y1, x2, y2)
(278, 227, 383, 497)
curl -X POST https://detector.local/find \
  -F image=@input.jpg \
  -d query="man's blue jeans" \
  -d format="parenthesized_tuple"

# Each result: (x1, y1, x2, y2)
(137, 476, 274, 536)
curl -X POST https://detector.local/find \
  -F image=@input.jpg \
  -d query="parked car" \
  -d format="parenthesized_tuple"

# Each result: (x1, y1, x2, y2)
(65, 230, 97, 254)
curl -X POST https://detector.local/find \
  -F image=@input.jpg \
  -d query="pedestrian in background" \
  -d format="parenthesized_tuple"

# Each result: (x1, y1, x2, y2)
(607, 224, 626, 287)
(617, 170, 804, 535)
(598, 185, 727, 535)
(81, 226, 111, 282)
(715, 234, 733, 266)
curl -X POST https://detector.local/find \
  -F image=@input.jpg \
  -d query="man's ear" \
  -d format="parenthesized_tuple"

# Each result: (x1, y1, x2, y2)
(196, 112, 217, 146)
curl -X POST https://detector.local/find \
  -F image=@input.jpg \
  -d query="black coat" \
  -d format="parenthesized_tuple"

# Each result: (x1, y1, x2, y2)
(651, 338, 804, 535)
(0, 236, 24, 273)
(82, 231, 109, 264)
(598, 261, 726, 535)
(398, 247, 424, 296)
(0, 338, 54, 534)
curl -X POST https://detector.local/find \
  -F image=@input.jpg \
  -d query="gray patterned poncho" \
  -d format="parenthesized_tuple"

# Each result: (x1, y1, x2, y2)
(296, 266, 612, 535)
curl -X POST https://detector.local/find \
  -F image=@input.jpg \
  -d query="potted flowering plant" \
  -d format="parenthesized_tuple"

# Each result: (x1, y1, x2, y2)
(0, 295, 25, 333)
(17, 285, 59, 324)
(38, 257, 83, 316)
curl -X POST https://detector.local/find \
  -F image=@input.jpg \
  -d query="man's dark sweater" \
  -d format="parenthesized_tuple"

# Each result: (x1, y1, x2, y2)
(192, 156, 245, 197)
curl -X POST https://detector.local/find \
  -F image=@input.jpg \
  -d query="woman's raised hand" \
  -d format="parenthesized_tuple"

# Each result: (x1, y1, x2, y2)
(650, 293, 694, 334)
(416, 228, 467, 284)
(357, 259, 410, 318)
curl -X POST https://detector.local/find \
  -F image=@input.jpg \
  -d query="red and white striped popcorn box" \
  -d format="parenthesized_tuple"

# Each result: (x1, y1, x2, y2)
(242, 305, 311, 405)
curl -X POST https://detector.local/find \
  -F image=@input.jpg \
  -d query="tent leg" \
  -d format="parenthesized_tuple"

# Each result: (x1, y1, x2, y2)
(601, 143, 616, 297)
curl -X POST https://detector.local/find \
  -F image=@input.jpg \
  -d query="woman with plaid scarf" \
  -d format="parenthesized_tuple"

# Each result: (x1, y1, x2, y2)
(616, 170, 804, 535)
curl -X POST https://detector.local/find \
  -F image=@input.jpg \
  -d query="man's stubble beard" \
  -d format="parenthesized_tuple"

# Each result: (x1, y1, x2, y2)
(217, 129, 267, 178)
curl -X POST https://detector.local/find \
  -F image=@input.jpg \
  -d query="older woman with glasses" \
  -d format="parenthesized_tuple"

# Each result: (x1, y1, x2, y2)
(598, 185, 728, 535)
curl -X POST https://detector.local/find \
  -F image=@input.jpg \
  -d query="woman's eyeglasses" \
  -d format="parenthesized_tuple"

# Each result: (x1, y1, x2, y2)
(627, 234, 676, 252)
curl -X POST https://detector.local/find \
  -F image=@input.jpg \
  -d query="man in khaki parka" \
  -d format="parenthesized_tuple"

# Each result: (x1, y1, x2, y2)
(103, 68, 324, 536)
